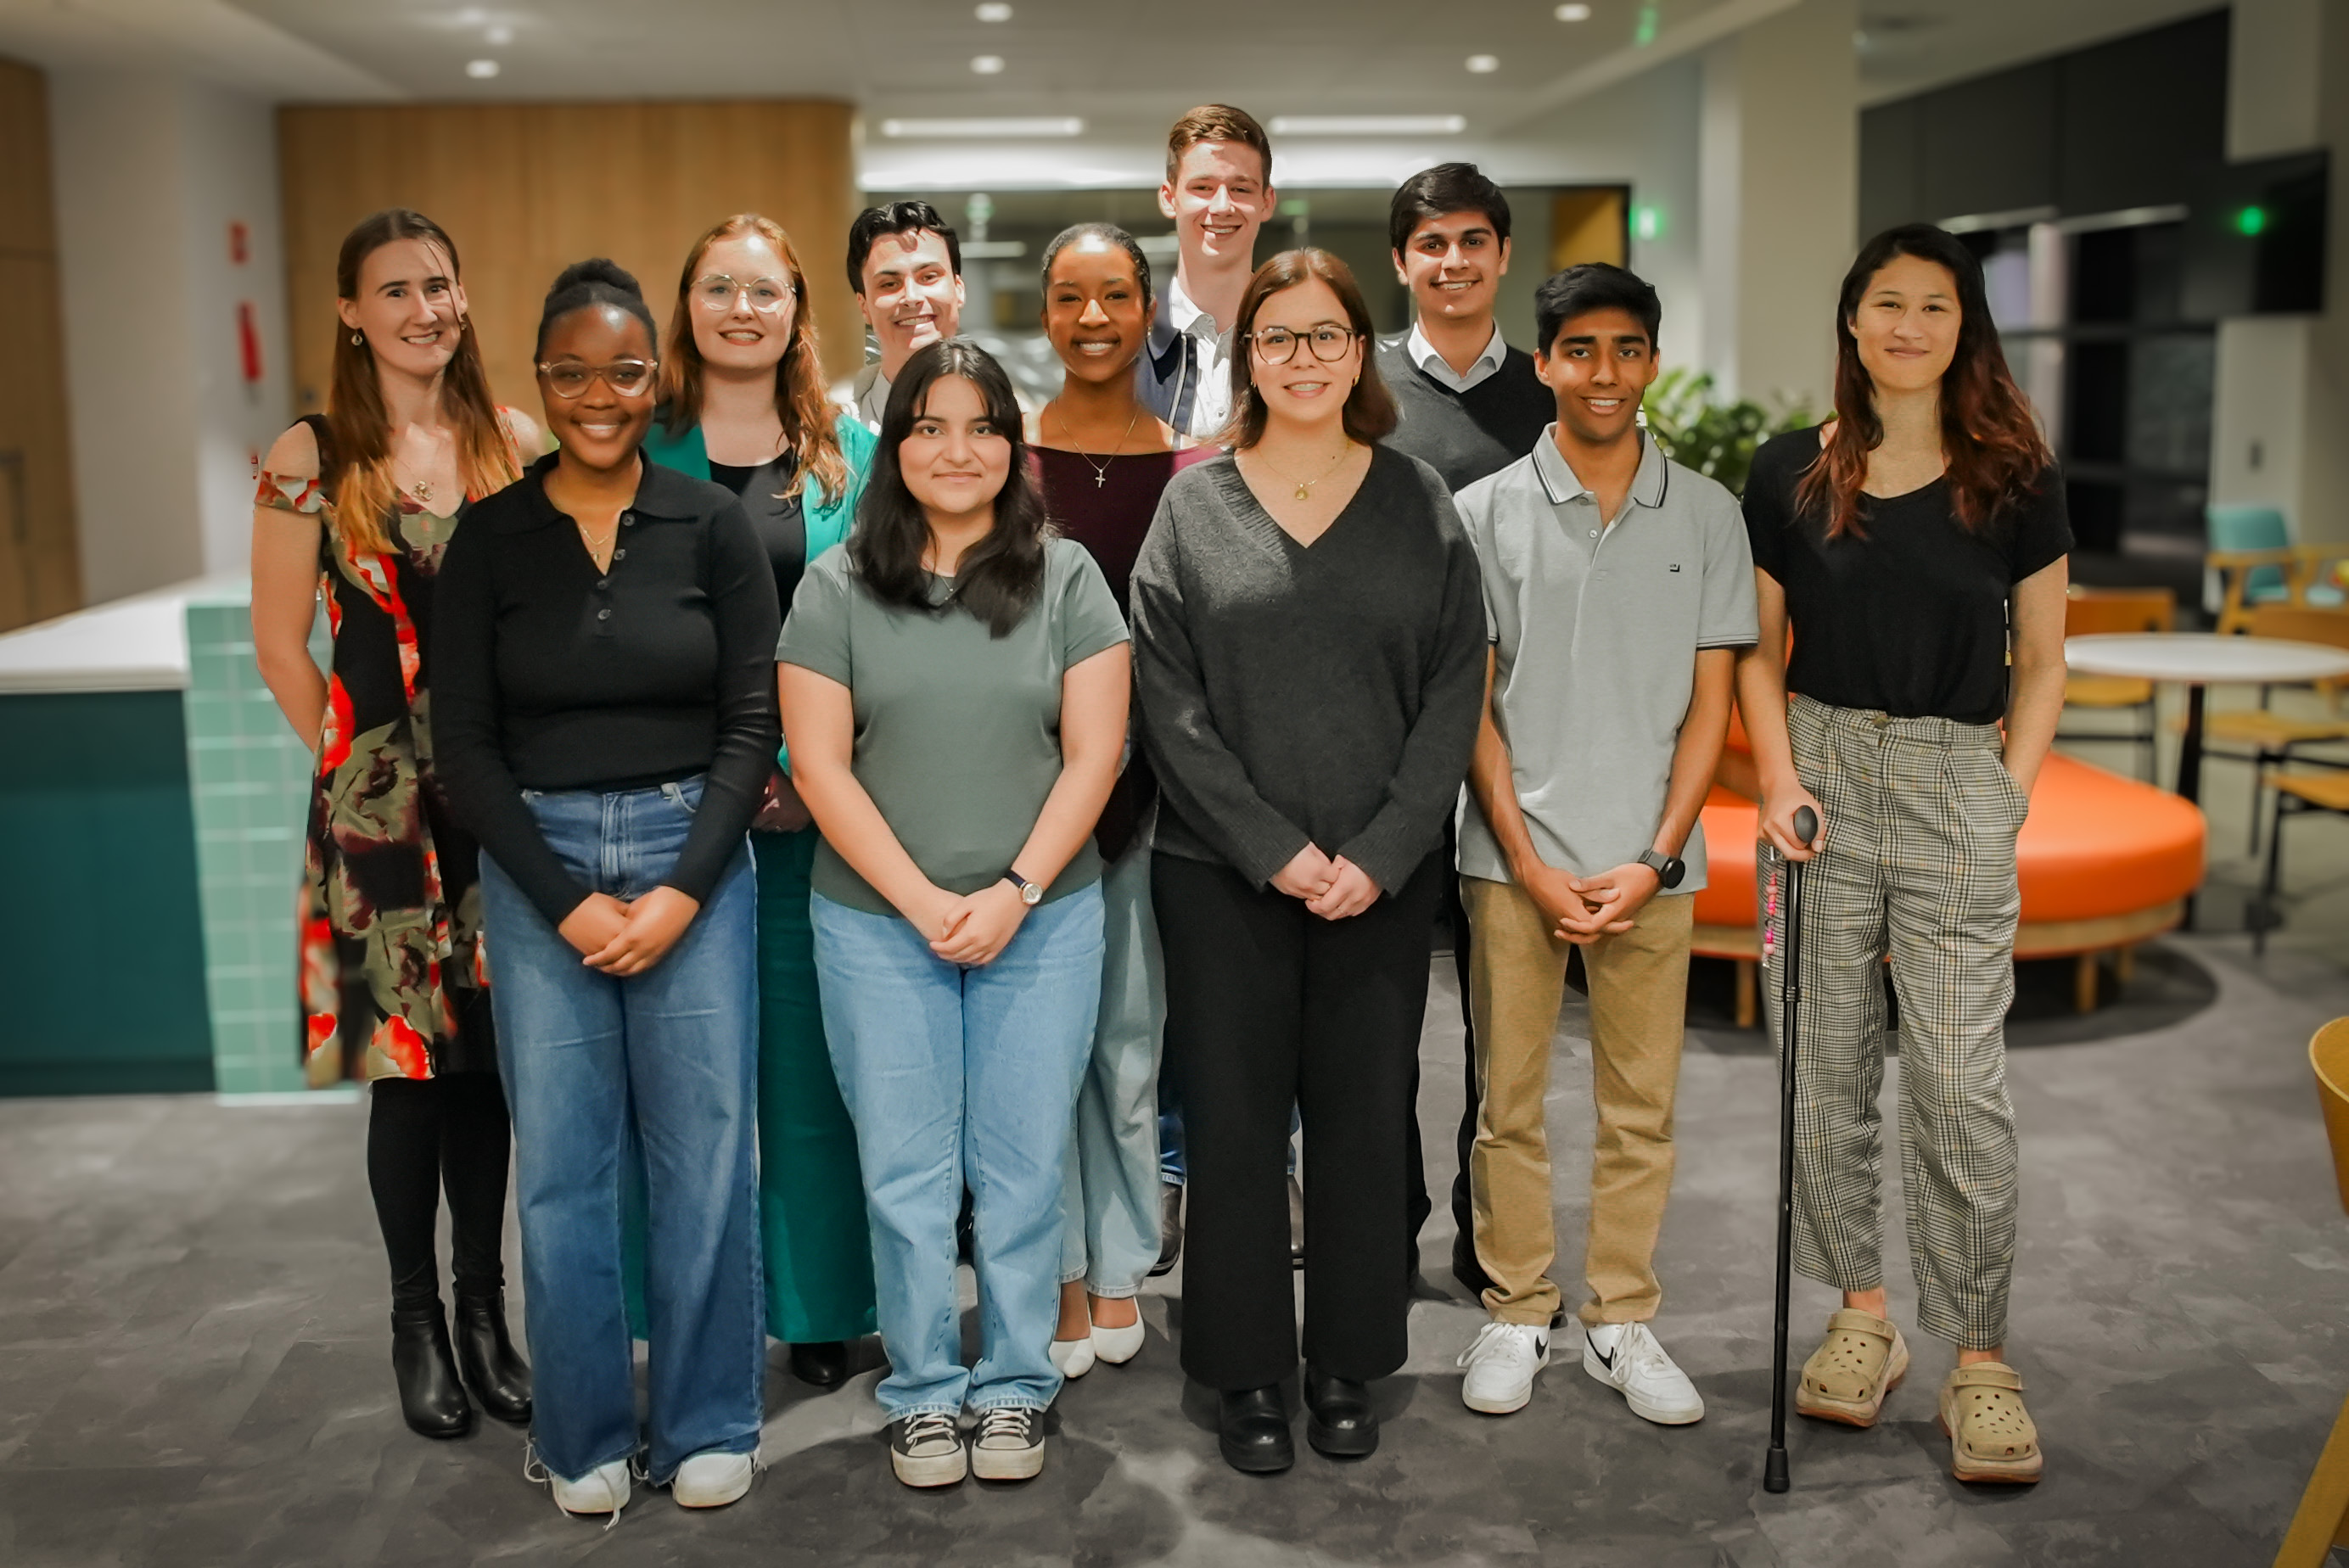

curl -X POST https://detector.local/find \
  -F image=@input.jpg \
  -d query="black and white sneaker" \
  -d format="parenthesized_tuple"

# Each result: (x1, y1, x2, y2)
(970, 1406, 1046, 1481)
(889, 1411, 967, 1487)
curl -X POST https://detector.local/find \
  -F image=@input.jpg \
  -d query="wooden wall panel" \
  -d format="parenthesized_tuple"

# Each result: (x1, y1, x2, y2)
(278, 100, 860, 419)
(0, 57, 84, 633)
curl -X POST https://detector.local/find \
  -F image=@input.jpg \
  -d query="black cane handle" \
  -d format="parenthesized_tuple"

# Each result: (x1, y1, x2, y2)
(1792, 805, 1819, 849)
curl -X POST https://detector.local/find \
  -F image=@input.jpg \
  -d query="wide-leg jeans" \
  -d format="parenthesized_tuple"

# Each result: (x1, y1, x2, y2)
(479, 777, 764, 1487)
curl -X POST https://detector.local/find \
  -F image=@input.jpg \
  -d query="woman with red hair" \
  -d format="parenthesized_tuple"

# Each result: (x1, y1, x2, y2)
(1736, 224, 2070, 1486)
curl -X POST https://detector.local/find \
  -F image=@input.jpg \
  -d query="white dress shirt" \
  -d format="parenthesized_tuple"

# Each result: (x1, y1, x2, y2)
(1405, 319, 1507, 394)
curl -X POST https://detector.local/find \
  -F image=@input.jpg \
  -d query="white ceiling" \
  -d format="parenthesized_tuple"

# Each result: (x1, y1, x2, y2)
(0, 0, 2225, 136)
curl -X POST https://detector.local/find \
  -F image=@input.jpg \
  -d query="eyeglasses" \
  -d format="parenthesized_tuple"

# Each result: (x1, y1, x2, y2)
(692, 274, 795, 314)
(1247, 324, 1360, 365)
(536, 358, 657, 399)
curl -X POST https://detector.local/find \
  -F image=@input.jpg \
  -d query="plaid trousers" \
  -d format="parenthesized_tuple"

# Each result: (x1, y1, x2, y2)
(1759, 694, 2026, 1350)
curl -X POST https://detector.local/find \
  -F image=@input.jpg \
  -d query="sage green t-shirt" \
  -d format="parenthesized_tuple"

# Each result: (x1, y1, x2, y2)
(778, 535, 1130, 917)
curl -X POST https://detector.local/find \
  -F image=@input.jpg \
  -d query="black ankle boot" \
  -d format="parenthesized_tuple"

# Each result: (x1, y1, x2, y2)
(390, 1305, 473, 1439)
(451, 1291, 531, 1425)
(1217, 1385, 1293, 1474)
(1303, 1367, 1377, 1458)
(788, 1340, 851, 1390)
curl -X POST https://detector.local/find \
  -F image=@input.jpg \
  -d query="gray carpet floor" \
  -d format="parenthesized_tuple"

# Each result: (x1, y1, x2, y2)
(2, 924, 2346, 1566)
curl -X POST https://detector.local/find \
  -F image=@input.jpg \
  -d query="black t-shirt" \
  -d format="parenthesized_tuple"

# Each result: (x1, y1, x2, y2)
(1743, 426, 2071, 725)
(709, 452, 809, 610)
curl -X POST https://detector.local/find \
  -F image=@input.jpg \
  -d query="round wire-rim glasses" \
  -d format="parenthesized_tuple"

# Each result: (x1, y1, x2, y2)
(692, 274, 796, 315)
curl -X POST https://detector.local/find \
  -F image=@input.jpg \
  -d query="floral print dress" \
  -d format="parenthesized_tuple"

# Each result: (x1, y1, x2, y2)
(258, 414, 506, 1084)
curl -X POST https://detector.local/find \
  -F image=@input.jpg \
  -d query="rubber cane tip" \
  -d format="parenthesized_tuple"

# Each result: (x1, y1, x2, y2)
(1763, 1447, 1790, 1492)
(1792, 806, 1819, 848)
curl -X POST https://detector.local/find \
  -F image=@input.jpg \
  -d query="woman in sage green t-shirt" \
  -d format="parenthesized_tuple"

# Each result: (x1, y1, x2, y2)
(778, 339, 1130, 1490)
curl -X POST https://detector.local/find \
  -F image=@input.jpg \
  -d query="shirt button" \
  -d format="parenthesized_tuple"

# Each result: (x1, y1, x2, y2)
(621, 513, 635, 527)
(597, 578, 609, 589)
(614, 549, 625, 560)
(597, 608, 611, 621)
(1589, 529, 1599, 538)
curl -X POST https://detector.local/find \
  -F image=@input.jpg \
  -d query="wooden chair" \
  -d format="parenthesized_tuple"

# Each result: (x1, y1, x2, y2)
(2060, 586, 2173, 781)
(2214, 607, 2349, 860)
(2274, 1016, 2349, 1565)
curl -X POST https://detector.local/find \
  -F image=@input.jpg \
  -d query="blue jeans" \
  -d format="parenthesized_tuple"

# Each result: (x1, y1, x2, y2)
(479, 778, 764, 1487)
(813, 883, 1104, 1420)
(1062, 846, 1166, 1296)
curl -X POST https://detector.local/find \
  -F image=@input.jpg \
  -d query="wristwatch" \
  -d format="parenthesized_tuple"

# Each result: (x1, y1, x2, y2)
(1635, 848, 1686, 889)
(1001, 870, 1045, 907)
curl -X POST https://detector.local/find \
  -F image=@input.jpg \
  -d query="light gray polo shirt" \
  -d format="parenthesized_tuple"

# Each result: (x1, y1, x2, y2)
(1453, 427, 1758, 888)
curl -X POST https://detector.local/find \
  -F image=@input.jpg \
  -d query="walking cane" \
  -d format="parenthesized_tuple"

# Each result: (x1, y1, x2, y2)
(1763, 804, 1819, 1495)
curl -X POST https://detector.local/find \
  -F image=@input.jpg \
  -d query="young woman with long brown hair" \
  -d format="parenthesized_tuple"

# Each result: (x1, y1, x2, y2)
(639, 212, 879, 1393)
(249, 208, 543, 1442)
(1735, 223, 2070, 1485)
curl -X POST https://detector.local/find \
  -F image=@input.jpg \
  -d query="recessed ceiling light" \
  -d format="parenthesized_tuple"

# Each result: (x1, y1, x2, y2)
(465, 59, 500, 79)
(1270, 115, 1466, 135)
(971, 54, 1006, 74)
(882, 116, 1082, 138)
(1556, 3, 1592, 19)
(485, 23, 513, 45)
(1465, 53, 1500, 73)
(975, 2, 1013, 19)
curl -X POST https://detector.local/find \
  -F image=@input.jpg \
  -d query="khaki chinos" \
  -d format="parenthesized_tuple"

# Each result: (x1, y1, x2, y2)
(1463, 878, 1694, 1326)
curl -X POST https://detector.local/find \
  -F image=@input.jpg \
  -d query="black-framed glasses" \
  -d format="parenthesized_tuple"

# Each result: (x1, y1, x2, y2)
(692, 273, 795, 314)
(536, 358, 657, 398)
(1247, 323, 1360, 364)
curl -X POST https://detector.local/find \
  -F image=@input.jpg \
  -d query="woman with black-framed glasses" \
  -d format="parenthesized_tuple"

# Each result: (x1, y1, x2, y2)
(436, 258, 781, 1519)
(1130, 248, 1484, 1472)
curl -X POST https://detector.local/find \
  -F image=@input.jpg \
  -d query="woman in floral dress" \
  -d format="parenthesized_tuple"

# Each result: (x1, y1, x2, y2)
(250, 208, 544, 1442)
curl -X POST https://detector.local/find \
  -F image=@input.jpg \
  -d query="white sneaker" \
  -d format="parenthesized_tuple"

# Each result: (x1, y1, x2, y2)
(1457, 1320, 1550, 1414)
(1048, 1336, 1096, 1378)
(547, 1456, 633, 1518)
(1582, 1321, 1705, 1425)
(671, 1448, 755, 1508)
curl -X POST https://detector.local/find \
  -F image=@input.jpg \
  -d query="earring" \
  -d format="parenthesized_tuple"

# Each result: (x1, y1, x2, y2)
(350, 330, 362, 346)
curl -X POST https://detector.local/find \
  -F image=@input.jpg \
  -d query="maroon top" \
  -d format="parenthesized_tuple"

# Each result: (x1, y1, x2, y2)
(1033, 443, 1217, 858)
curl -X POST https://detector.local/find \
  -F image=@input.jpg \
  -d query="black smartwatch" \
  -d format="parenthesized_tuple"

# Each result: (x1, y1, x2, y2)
(1635, 848, 1685, 889)
(1001, 870, 1044, 906)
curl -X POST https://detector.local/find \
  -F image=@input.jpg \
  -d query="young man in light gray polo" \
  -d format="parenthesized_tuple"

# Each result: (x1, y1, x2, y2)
(1451, 263, 1757, 1421)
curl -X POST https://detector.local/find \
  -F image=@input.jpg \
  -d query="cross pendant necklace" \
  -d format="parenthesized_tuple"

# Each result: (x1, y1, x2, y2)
(1051, 402, 1144, 487)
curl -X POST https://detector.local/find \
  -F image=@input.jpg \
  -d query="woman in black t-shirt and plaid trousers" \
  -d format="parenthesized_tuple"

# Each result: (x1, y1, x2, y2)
(1736, 225, 2071, 1487)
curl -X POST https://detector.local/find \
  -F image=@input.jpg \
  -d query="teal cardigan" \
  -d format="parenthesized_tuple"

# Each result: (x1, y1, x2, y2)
(642, 410, 875, 774)
(641, 409, 875, 561)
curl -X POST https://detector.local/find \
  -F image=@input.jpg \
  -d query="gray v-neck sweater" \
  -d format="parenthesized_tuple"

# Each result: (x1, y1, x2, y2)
(1130, 445, 1486, 894)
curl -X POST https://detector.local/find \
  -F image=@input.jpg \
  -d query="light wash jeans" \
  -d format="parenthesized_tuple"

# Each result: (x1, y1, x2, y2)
(813, 882, 1103, 1420)
(1061, 846, 1168, 1296)
(479, 777, 764, 1487)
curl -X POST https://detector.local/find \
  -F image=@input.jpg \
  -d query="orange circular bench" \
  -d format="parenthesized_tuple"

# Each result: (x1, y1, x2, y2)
(1693, 751, 2206, 1022)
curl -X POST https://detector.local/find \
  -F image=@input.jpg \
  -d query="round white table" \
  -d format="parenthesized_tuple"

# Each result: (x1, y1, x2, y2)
(2065, 632, 2349, 804)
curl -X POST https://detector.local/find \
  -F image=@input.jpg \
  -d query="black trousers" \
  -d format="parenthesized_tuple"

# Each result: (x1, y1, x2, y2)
(1403, 814, 1482, 1285)
(1156, 850, 1444, 1390)
(367, 1073, 513, 1312)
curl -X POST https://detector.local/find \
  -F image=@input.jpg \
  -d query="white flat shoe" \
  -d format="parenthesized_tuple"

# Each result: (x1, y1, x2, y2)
(1090, 1316, 1145, 1364)
(1049, 1336, 1096, 1378)
(671, 1448, 755, 1508)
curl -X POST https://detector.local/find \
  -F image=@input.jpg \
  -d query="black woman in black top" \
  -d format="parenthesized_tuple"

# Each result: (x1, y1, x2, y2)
(1734, 225, 2069, 1488)
(434, 259, 779, 1515)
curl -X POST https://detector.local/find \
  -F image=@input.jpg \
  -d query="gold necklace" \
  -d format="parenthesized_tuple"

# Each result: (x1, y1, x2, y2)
(1049, 401, 1146, 488)
(576, 518, 618, 562)
(1254, 442, 1355, 501)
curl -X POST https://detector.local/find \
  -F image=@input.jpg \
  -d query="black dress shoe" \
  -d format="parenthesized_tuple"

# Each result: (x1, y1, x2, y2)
(391, 1305, 474, 1439)
(1218, 1385, 1294, 1474)
(788, 1340, 851, 1389)
(1149, 1182, 1183, 1278)
(1303, 1367, 1377, 1459)
(451, 1291, 531, 1425)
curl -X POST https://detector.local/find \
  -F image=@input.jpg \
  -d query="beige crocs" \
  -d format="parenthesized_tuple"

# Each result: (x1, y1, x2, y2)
(1937, 1362, 2043, 1484)
(1795, 1308, 1909, 1428)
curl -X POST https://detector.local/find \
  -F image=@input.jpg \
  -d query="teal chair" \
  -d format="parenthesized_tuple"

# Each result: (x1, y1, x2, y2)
(2208, 505, 2296, 633)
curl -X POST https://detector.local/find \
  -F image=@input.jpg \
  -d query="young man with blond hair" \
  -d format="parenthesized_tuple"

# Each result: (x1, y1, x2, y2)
(1137, 104, 1276, 440)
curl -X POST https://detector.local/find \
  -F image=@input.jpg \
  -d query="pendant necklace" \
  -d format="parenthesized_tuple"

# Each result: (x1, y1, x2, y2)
(1257, 442, 1355, 501)
(1051, 401, 1145, 488)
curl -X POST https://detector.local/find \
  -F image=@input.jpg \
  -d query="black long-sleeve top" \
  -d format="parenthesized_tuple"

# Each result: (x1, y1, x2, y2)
(1129, 446, 1486, 895)
(434, 451, 782, 927)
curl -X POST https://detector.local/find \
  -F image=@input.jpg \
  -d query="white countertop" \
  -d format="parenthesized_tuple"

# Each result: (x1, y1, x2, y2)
(0, 574, 251, 693)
